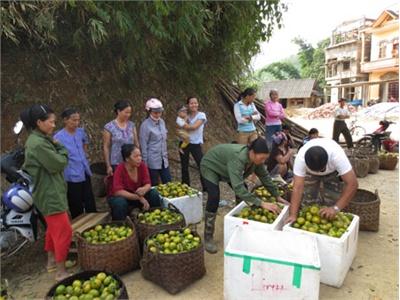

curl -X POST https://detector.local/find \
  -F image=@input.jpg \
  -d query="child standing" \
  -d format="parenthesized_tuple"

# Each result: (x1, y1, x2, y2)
(176, 105, 190, 154)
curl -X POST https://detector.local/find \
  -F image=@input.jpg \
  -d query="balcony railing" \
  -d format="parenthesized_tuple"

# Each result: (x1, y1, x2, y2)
(361, 57, 399, 72)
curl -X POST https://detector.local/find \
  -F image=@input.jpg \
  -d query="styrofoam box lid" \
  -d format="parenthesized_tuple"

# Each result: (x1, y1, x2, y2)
(225, 225, 320, 268)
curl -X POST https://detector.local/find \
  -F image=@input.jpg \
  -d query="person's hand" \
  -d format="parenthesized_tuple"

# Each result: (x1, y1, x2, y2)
(136, 187, 147, 197)
(106, 165, 113, 176)
(277, 196, 290, 205)
(285, 214, 297, 224)
(320, 206, 337, 220)
(260, 202, 281, 215)
(140, 197, 150, 210)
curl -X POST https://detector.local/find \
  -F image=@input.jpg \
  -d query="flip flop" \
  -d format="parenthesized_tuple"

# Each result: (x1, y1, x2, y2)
(46, 266, 57, 273)
(46, 260, 76, 273)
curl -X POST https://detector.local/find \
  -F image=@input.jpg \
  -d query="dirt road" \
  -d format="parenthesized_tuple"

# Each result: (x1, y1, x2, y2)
(2, 165, 398, 300)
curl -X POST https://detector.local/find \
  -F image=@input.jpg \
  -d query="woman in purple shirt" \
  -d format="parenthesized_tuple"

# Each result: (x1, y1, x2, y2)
(54, 108, 96, 219)
(103, 100, 140, 176)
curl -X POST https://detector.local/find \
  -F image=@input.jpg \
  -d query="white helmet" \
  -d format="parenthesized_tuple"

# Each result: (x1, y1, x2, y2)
(145, 98, 164, 112)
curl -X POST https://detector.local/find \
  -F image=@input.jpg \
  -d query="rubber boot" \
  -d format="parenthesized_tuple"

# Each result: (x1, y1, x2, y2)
(204, 211, 218, 254)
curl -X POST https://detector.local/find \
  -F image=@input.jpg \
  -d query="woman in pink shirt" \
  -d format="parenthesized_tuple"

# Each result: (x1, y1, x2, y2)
(264, 89, 285, 150)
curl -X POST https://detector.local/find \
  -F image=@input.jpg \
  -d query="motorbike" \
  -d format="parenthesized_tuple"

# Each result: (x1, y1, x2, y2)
(356, 120, 398, 154)
(0, 121, 45, 257)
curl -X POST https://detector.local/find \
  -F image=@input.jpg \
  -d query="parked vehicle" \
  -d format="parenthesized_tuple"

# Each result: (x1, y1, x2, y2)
(0, 121, 45, 257)
(356, 120, 397, 154)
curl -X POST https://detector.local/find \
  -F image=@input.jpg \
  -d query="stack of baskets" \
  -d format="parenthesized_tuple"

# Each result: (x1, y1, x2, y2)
(346, 149, 371, 178)
(343, 189, 380, 232)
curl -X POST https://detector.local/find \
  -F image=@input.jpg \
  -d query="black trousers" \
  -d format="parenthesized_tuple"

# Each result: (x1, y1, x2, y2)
(203, 178, 220, 213)
(67, 175, 97, 219)
(179, 143, 205, 190)
(333, 120, 353, 148)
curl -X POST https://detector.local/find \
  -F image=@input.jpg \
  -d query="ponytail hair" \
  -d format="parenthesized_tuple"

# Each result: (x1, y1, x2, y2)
(237, 87, 256, 102)
(248, 136, 269, 154)
(20, 104, 54, 131)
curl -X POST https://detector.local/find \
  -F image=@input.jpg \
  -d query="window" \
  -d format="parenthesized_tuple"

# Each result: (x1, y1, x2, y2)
(379, 41, 387, 58)
(344, 87, 355, 100)
(388, 81, 399, 101)
(343, 61, 350, 71)
(392, 38, 399, 58)
(332, 64, 337, 76)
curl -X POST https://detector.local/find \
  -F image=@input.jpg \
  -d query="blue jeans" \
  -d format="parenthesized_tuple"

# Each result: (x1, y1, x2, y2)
(149, 166, 172, 186)
(108, 189, 162, 220)
(265, 124, 282, 150)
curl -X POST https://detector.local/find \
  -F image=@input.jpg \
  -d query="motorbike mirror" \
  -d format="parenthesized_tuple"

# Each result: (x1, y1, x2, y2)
(13, 121, 24, 135)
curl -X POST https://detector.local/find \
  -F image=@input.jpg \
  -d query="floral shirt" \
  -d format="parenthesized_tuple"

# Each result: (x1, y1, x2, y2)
(104, 120, 135, 166)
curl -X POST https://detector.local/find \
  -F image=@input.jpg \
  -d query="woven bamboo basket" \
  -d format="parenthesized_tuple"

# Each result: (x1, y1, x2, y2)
(76, 218, 140, 274)
(368, 154, 380, 174)
(349, 157, 369, 178)
(379, 155, 398, 170)
(132, 204, 186, 251)
(140, 229, 206, 294)
(45, 270, 129, 299)
(343, 189, 380, 232)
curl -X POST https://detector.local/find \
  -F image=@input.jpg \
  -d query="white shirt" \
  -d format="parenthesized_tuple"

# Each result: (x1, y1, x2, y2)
(293, 138, 352, 177)
(176, 116, 186, 128)
(335, 106, 350, 121)
(188, 112, 207, 144)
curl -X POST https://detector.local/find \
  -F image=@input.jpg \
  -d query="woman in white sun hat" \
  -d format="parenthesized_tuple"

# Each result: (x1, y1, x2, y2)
(139, 98, 172, 186)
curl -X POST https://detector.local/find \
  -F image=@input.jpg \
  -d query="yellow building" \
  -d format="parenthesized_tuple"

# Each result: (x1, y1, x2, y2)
(361, 10, 399, 102)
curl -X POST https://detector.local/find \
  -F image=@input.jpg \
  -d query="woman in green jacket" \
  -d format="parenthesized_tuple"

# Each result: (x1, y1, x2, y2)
(21, 104, 72, 281)
(200, 137, 286, 253)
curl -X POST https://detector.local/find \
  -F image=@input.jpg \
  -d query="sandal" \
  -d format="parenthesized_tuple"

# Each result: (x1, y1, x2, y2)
(46, 266, 57, 273)
(46, 260, 76, 273)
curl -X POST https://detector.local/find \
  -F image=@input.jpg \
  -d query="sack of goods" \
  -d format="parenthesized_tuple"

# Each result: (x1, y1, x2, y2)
(140, 227, 206, 294)
(157, 182, 203, 225)
(283, 204, 359, 287)
(132, 204, 186, 251)
(76, 218, 140, 275)
(46, 270, 129, 300)
(224, 188, 289, 248)
(224, 226, 321, 300)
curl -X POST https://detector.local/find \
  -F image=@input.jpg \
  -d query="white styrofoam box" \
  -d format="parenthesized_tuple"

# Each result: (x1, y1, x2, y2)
(283, 214, 359, 288)
(224, 226, 320, 300)
(162, 192, 203, 225)
(224, 201, 289, 249)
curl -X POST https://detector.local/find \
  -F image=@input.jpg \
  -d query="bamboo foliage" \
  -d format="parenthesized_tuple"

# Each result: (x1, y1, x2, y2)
(1, 1, 286, 92)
